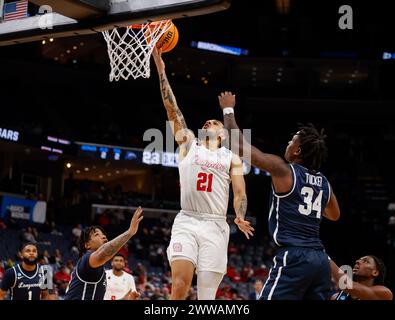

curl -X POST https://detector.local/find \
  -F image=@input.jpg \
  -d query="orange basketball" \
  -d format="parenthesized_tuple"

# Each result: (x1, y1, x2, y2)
(156, 23, 179, 53)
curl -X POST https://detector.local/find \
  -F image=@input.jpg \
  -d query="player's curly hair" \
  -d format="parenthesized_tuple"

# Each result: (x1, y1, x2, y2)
(369, 255, 387, 285)
(296, 123, 328, 171)
(78, 226, 106, 255)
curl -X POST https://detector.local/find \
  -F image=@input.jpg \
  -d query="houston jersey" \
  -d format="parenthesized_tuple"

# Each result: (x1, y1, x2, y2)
(179, 139, 233, 217)
(268, 163, 331, 249)
(103, 270, 136, 300)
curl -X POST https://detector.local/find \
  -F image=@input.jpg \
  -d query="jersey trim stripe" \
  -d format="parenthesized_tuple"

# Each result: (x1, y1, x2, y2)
(81, 283, 87, 300)
(272, 197, 281, 246)
(273, 164, 296, 199)
(335, 290, 348, 300)
(260, 255, 277, 299)
(17, 264, 39, 279)
(326, 182, 331, 207)
(10, 267, 17, 300)
(268, 251, 288, 300)
(91, 283, 97, 300)
(268, 201, 274, 220)
(11, 267, 17, 288)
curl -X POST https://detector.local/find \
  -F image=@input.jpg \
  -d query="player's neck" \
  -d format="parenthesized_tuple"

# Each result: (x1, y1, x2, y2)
(112, 269, 124, 277)
(357, 278, 375, 287)
(21, 262, 37, 272)
(203, 139, 220, 151)
(291, 159, 304, 166)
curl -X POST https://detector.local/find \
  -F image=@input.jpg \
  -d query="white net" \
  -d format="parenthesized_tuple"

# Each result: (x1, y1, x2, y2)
(102, 20, 173, 81)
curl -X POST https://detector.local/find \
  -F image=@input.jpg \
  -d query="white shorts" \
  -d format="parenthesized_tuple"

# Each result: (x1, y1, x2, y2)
(167, 212, 230, 275)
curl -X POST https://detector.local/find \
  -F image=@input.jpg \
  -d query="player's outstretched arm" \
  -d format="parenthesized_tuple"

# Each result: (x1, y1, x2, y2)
(218, 92, 290, 178)
(230, 154, 254, 239)
(152, 48, 194, 154)
(329, 258, 393, 300)
(89, 207, 143, 268)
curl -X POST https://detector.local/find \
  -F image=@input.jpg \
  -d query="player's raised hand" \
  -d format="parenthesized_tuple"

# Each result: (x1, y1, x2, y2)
(152, 47, 165, 71)
(234, 217, 255, 240)
(218, 91, 236, 110)
(128, 207, 143, 236)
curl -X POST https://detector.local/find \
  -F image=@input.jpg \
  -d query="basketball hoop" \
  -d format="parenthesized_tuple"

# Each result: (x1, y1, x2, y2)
(102, 20, 173, 81)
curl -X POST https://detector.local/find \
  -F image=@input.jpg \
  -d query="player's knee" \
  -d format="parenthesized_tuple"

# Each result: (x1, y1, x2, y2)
(172, 277, 189, 297)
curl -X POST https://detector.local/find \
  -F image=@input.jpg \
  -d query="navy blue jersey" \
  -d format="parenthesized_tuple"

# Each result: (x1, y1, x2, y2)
(1, 264, 44, 300)
(335, 290, 354, 300)
(268, 163, 331, 249)
(64, 251, 106, 300)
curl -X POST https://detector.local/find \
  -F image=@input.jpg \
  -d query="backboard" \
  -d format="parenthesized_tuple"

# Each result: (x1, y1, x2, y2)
(0, 0, 231, 46)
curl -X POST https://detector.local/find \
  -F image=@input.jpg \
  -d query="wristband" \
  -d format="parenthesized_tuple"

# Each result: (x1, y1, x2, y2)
(223, 107, 234, 115)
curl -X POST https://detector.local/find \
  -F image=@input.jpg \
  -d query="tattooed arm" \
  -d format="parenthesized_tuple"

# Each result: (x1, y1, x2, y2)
(230, 154, 254, 240)
(152, 48, 195, 158)
(89, 207, 143, 268)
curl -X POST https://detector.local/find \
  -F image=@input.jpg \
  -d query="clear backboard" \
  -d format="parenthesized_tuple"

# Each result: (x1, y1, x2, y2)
(0, 0, 231, 46)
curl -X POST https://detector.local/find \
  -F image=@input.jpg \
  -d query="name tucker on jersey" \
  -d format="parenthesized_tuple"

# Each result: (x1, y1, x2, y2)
(305, 173, 322, 187)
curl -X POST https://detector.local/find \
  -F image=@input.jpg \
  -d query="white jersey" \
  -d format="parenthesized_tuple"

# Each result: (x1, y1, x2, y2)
(103, 270, 136, 300)
(179, 139, 233, 217)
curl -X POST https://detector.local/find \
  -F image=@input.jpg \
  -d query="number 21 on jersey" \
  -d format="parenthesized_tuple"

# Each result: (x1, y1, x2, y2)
(197, 172, 213, 192)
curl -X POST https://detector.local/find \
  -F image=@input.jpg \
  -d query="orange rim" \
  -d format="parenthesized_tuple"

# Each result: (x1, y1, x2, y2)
(130, 19, 172, 29)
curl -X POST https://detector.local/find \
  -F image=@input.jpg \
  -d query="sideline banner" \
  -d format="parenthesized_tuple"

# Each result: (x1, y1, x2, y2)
(0, 195, 46, 223)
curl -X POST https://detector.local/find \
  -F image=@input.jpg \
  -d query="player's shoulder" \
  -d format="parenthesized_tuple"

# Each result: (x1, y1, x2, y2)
(224, 147, 234, 156)
(372, 285, 393, 299)
(79, 250, 94, 264)
(230, 152, 242, 166)
(4, 266, 17, 277)
(292, 163, 328, 178)
(123, 271, 134, 279)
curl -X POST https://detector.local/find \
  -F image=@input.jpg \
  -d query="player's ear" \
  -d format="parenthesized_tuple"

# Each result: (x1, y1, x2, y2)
(84, 241, 91, 251)
(372, 269, 379, 277)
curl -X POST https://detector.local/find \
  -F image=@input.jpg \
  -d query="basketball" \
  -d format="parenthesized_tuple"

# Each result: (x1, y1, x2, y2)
(156, 23, 179, 53)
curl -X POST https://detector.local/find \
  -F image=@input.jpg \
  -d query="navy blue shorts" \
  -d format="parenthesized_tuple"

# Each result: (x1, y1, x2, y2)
(259, 247, 331, 300)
